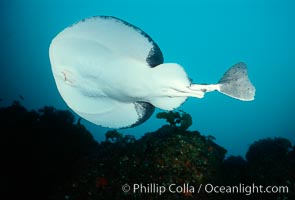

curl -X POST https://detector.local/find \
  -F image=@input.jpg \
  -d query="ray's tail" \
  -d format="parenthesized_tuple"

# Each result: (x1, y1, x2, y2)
(217, 62, 255, 101)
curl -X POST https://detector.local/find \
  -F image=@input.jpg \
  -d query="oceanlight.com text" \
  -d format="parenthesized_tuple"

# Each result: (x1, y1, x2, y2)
(121, 183, 288, 196)
(204, 183, 288, 195)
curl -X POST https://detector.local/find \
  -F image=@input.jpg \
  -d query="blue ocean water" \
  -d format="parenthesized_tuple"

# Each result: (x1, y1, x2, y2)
(1, 0, 295, 157)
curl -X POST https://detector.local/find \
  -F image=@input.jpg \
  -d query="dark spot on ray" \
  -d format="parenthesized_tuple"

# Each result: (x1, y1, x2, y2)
(131, 102, 155, 128)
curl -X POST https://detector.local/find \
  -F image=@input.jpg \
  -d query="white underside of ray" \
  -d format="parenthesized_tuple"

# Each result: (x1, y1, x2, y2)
(49, 17, 212, 128)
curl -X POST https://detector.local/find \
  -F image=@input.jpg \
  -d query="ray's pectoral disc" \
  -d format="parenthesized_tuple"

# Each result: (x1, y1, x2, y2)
(49, 16, 182, 128)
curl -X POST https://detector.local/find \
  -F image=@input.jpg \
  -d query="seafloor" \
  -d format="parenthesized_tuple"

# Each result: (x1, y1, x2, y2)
(1, 102, 294, 200)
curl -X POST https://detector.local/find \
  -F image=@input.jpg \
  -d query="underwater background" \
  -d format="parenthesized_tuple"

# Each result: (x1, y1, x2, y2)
(1, 0, 295, 199)
(1, 0, 294, 156)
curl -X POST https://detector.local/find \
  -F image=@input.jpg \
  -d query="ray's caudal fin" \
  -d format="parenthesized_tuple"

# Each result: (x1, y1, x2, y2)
(218, 62, 255, 101)
(189, 62, 255, 101)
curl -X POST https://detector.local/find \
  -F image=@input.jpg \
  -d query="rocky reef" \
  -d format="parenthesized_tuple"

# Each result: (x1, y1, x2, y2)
(1, 102, 294, 199)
